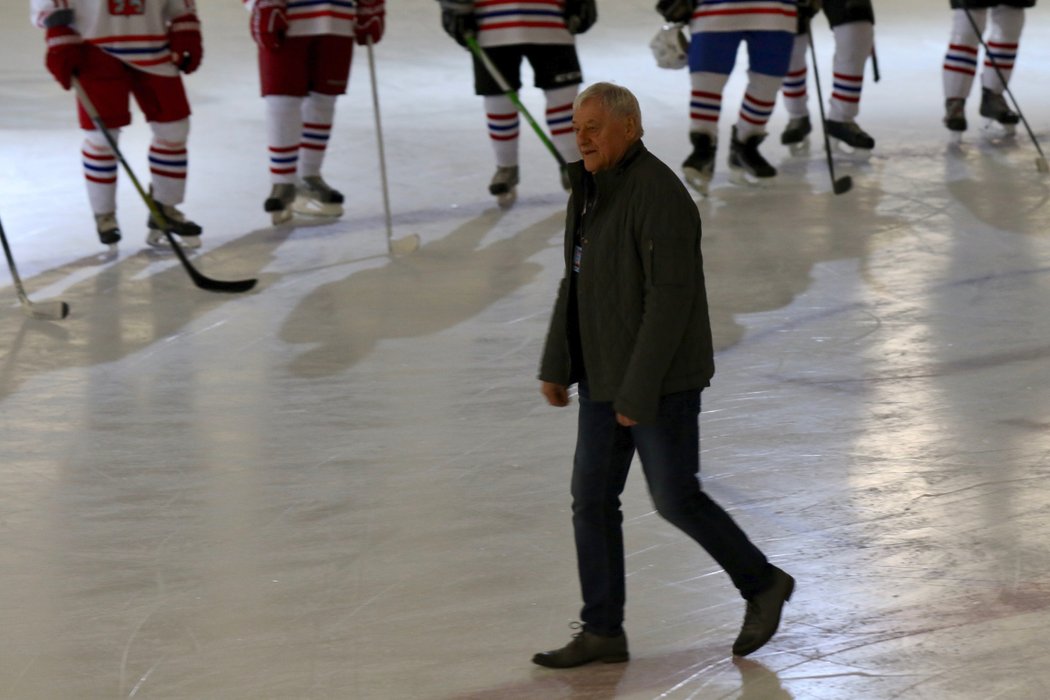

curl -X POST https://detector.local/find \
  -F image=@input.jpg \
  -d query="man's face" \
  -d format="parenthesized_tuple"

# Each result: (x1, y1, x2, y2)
(573, 98, 636, 173)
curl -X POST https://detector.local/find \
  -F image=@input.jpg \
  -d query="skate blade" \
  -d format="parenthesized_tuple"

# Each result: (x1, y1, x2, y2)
(980, 119, 1017, 139)
(728, 167, 772, 188)
(291, 196, 344, 218)
(146, 230, 201, 249)
(496, 190, 517, 209)
(787, 139, 810, 156)
(683, 168, 712, 196)
(271, 207, 294, 226)
(832, 139, 872, 161)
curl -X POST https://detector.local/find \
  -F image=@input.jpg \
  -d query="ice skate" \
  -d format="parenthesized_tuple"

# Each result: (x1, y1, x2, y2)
(682, 132, 716, 196)
(489, 165, 519, 208)
(826, 119, 874, 158)
(728, 126, 776, 186)
(944, 98, 967, 145)
(979, 88, 1018, 137)
(293, 175, 345, 218)
(94, 212, 121, 246)
(146, 201, 202, 249)
(781, 115, 812, 154)
(264, 183, 297, 225)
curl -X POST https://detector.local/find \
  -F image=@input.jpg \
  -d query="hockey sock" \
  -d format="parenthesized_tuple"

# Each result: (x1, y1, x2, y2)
(543, 85, 580, 162)
(82, 128, 119, 215)
(981, 6, 1024, 93)
(266, 95, 302, 185)
(300, 92, 337, 178)
(943, 8, 986, 100)
(736, 71, 782, 140)
(689, 71, 729, 137)
(148, 118, 189, 206)
(782, 34, 809, 119)
(484, 94, 519, 167)
(828, 21, 873, 122)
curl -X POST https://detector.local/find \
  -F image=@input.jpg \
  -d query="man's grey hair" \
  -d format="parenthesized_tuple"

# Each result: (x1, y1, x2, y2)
(573, 82, 645, 138)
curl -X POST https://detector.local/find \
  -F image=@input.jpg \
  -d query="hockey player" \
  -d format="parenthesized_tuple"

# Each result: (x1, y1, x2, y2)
(780, 0, 876, 154)
(245, 0, 385, 224)
(437, 0, 596, 207)
(942, 0, 1035, 136)
(32, 0, 204, 248)
(657, 0, 798, 194)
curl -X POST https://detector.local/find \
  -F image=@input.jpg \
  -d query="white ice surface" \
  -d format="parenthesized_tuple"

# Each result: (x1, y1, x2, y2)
(3, 2, 1050, 698)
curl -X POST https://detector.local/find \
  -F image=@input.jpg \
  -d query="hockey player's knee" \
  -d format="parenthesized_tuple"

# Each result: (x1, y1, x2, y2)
(150, 118, 189, 146)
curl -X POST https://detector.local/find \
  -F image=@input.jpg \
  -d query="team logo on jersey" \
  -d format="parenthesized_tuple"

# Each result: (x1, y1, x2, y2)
(109, 0, 146, 16)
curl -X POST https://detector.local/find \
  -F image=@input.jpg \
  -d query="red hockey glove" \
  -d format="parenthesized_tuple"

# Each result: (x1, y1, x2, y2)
(251, 0, 289, 51)
(45, 25, 83, 91)
(169, 14, 203, 73)
(355, 0, 385, 45)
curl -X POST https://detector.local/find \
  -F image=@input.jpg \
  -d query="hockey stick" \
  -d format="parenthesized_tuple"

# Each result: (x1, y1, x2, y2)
(0, 214, 70, 320)
(464, 35, 567, 168)
(871, 46, 880, 83)
(808, 29, 853, 195)
(366, 37, 420, 256)
(962, 8, 1049, 173)
(72, 79, 258, 293)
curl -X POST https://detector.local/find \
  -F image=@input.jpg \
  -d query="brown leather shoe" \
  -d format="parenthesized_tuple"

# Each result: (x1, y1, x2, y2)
(532, 626, 629, 669)
(732, 566, 794, 656)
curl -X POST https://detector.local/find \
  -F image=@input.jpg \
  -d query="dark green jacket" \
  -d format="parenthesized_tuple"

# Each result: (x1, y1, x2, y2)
(538, 140, 715, 424)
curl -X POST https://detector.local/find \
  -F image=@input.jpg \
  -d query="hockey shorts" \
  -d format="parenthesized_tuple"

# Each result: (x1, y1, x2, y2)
(473, 44, 583, 96)
(949, 0, 1035, 8)
(259, 35, 354, 97)
(824, 0, 876, 28)
(75, 46, 190, 130)
(688, 31, 794, 78)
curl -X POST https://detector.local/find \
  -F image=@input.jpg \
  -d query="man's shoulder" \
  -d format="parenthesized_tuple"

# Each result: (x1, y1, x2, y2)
(627, 145, 692, 197)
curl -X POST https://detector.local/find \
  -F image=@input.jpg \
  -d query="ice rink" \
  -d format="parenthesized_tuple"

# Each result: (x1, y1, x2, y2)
(3, 1, 1050, 698)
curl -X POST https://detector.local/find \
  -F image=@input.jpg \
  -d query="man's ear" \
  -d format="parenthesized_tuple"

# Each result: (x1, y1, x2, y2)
(625, 116, 639, 140)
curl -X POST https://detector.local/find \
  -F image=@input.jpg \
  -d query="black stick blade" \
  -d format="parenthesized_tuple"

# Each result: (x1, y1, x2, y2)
(833, 176, 853, 195)
(164, 231, 257, 294)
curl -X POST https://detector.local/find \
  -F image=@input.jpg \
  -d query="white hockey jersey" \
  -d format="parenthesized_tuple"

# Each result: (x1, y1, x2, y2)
(474, 0, 574, 48)
(690, 0, 797, 34)
(242, 0, 357, 39)
(30, 0, 199, 77)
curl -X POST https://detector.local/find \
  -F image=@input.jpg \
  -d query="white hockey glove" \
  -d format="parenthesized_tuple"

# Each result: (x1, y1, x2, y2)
(649, 24, 688, 70)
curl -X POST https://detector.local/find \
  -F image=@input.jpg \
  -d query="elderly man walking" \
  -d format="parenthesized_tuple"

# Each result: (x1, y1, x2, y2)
(534, 82, 794, 668)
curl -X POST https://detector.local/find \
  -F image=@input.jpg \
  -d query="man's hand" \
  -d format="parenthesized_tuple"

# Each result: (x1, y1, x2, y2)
(251, 0, 288, 51)
(616, 413, 638, 427)
(355, 0, 385, 45)
(44, 24, 83, 90)
(541, 381, 570, 407)
(169, 14, 203, 73)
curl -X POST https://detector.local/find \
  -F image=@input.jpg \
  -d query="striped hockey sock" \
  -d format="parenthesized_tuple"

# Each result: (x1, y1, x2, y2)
(484, 94, 519, 167)
(689, 71, 730, 137)
(82, 128, 119, 215)
(299, 92, 337, 178)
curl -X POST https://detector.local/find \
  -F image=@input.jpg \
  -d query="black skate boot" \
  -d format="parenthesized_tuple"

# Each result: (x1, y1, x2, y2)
(979, 88, 1019, 132)
(826, 119, 875, 153)
(264, 183, 297, 225)
(147, 200, 202, 249)
(728, 126, 776, 184)
(94, 212, 121, 246)
(781, 115, 812, 148)
(489, 165, 519, 208)
(944, 98, 967, 133)
(682, 132, 716, 195)
(294, 175, 345, 218)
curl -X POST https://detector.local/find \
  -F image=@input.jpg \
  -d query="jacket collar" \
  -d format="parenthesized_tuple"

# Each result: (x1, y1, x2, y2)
(568, 139, 647, 198)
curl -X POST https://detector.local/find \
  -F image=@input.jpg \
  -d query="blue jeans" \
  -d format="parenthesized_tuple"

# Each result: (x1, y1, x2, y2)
(571, 386, 773, 636)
